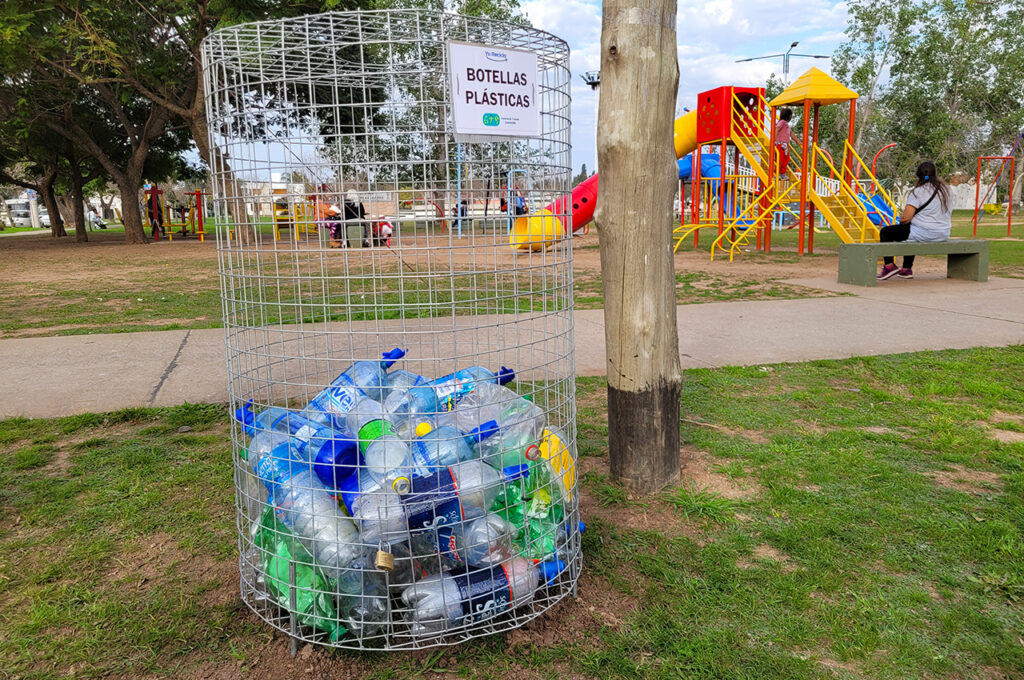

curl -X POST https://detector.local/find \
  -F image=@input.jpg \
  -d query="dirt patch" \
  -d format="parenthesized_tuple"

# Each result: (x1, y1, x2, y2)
(578, 454, 710, 543)
(681, 447, 761, 500)
(738, 544, 798, 572)
(859, 426, 902, 436)
(925, 465, 1003, 496)
(989, 429, 1024, 444)
(989, 411, 1024, 425)
(817, 655, 864, 677)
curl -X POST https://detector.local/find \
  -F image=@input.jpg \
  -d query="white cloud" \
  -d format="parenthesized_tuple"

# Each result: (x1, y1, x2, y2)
(522, 0, 850, 174)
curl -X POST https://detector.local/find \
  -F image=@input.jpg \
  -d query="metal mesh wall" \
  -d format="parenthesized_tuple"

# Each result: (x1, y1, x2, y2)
(202, 9, 578, 650)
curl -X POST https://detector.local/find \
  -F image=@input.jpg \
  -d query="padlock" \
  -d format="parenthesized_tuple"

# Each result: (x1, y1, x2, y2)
(375, 549, 395, 572)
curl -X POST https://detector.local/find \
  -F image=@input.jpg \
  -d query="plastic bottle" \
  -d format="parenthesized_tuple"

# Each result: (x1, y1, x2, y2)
(385, 365, 515, 434)
(256, 444, 366, 584)
(336, 461, 529, 542)
(346, 395, 416, 494)
(523, 426, 577, 518)
(235, 400, 359, 475)
(402, 460, 529, 532)
(437, 383, 544, 469)
(410, 513, 516, 574)
(400, 558, 565, 637)
(408, 421, 500, 473)
(301, 348, 406, 426)
(385, 368, 429, 396)
(254, 506, 347, 641)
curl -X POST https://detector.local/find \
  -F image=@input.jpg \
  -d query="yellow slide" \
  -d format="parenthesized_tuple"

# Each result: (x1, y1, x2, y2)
(510, 110, 700, 250)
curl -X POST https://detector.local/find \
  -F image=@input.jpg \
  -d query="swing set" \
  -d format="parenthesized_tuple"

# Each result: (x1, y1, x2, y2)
(142, 187, 207, 242)
(973, 132, 1022, 237)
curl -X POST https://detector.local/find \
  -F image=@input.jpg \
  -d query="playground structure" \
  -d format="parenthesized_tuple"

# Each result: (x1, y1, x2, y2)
(142, 187, 207, 242)
(511, 68, 901, 260)
(972, 134, 1020, 236)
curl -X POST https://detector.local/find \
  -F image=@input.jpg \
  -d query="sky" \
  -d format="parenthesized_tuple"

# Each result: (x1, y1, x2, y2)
(520, 0, 850, 173)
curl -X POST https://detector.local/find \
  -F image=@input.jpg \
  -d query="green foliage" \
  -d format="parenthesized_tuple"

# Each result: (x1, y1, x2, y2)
(833, 0, 1024, 177)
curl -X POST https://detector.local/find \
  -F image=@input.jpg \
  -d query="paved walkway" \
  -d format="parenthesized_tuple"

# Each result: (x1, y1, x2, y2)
(2, 275, 1022, 419)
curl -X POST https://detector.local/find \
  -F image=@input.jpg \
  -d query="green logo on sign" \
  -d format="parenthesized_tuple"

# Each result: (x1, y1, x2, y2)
(482, 113, 500, 127)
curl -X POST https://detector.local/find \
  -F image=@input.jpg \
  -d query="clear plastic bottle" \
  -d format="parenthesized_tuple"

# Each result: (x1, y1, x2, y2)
(385, 365, 515, 435)
(301, 348, 406, 427)
(400, 558, 565, 637)
(235, 400, 359, 474)
(410, 513, 516, 574)
(437, 383, 544, 469)
(384, 368, 428, 398)
(336, 461, 529, 541)
(257, 446, 366, 584)
(346, 395, 416, 494)
(408, 421, 500, 473)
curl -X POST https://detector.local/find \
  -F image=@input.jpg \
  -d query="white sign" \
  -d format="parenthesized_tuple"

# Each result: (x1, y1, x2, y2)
(448, 42, 540, 139)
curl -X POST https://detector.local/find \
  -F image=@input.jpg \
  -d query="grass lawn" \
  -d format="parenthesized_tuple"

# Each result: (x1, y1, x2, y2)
(1, 346, 1022, 679)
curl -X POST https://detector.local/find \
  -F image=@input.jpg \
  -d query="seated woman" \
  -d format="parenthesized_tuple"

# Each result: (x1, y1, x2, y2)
(878, 161, 951, 280)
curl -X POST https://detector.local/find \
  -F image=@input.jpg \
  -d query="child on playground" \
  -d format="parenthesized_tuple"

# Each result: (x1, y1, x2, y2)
(775, 108, 793, 176)
(877, 161, 952, 280)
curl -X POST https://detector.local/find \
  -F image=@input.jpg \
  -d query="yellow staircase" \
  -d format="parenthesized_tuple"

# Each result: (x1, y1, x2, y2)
(729, 94, 898, 244)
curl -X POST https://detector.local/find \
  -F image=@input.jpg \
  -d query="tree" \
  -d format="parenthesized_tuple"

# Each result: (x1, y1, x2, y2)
(572, 164, 590, 186)
(595, 0, 682, 494)
(834, 0, 1024, 176)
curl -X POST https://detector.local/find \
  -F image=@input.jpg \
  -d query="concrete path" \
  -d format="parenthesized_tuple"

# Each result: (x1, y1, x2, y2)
(2, 275, 1022, 419)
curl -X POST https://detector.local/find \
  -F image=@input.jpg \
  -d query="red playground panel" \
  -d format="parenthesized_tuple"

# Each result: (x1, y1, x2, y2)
(695, 86, 765, 144)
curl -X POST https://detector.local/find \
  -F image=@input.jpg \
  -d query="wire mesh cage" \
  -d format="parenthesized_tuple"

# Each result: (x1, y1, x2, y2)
(202, 9, 578, 650)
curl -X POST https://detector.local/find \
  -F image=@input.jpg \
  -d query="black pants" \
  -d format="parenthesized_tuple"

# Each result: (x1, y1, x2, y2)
(879, 223, 915, 268)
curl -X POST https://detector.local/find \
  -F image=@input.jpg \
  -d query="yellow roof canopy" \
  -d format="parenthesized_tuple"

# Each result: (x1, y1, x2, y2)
(769, 67, 858, 107)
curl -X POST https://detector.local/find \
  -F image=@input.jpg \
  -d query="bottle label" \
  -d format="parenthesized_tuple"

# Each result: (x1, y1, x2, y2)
(454, 565, 512, 624)
(255, 450, 295, 498)
(436, 527, 464, 564)
(309, 374, 364, 416)
(403, 467, 463, 530)
(291, 424, 318, 443)
(357, 419, 395, 454)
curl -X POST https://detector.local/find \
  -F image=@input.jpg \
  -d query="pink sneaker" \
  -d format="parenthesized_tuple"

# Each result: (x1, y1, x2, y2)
(896, 268, 914, 279)
(877, 263, 899, 280)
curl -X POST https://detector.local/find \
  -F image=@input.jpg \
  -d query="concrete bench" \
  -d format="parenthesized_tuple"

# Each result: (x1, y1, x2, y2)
(838, 240, 989, 287)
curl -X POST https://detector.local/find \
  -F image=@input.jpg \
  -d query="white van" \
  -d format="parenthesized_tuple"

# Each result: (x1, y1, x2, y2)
(4, 199, 50, 227)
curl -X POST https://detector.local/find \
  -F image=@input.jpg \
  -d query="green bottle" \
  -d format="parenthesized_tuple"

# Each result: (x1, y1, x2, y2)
(254, 507, 347, 642)
(523, 427, 577, 518)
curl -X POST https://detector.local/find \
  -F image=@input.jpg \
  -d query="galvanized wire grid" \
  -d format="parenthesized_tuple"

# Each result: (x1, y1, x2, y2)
(202, 9, 578, 650)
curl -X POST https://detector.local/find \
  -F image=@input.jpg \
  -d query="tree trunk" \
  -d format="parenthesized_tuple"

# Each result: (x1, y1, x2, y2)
(41, 168, 67, 238)
(595, 0, 683, 494)
(117, 178, 147, 245)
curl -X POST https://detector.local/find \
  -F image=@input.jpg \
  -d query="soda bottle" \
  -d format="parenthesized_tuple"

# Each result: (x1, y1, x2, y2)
(402, 460, 529, 532)
(523, 426, 577, 518)
(410, 513, 516, 574)
(408, 421, 500, 472)
(385, 366, 515, 435)
(437, 383, 544, 469)
(336, 461, 529, 541)
(346, 395, 416, 494)
(301, 348, 406, 426)
(254, 506, 347, 642)
(400, 558, 565, 637)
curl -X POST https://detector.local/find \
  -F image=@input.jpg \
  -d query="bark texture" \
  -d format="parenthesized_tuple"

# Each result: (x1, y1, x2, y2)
(595, 0, 683, 493)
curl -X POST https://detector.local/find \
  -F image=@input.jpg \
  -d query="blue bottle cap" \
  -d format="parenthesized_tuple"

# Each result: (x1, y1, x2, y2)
(313, 436, 360, 486)
(469, 420, 500, 443)
(502, 463, 530, 482)
(497, 366, 515, 385)
(539, 559, 566, 585)
(234, 399, 256, 437)
(381, 347, 407, 369)
(578, 520, 586, 534)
